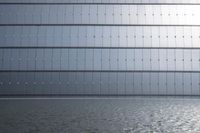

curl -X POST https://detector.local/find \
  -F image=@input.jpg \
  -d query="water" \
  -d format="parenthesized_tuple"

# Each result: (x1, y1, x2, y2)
(0, 97, 200, 133)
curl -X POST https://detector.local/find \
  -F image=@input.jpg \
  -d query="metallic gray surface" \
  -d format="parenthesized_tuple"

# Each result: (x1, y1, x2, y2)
(0, 1, 200, 95)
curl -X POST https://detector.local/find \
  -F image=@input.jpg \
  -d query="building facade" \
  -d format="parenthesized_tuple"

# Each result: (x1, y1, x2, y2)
(0, 0, 200, 95)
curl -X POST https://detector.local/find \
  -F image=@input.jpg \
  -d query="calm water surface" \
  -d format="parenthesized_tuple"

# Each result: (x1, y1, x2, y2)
(0, 97, 200, 133)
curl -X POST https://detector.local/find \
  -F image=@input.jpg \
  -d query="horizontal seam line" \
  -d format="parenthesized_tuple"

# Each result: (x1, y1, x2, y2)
(0, 24, 200, 27)
(0, 70, 200, 73)
(0, 47, 200, 49)
(0, 3, 200, 5)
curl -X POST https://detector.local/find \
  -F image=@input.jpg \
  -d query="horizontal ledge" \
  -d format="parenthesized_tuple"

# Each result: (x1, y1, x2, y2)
(0, 46, 200, 49)
(0, 24, 200, 27)
(0, 3, 200, 5)
(0, 70, 200, 73)
(0, 94, 199, 97)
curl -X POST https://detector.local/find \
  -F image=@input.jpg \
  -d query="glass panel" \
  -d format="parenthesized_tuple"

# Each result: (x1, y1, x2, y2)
(85, 49, 93, 70)
(127, 27, 135, 47)
(28, 49, 36, 70)
(129, 5, 137, 24)
(191, 49, 199, 71)
(36, 49, 44, 70)
(175, 49, 183, 71)
(175, 27, 184, 48)
(119, 27, 127, 47)
(122, 5, 129, 24)
(111, 27, 119, 47)
(98, 5, 105, 24)
(106, 5, 114, 24)
(61, 49, 68, 70)
(183, 73, 192, 95)
(118, 49, 126, 70)
(143, 49, 151, 70)
(183, 27, 192, 47)
(82, 5, 90, 24)
(134, 49, 142, 70)
(3, 49, 10, 70)
(77, 49, 85, 70)
(93, 72, 100, 94)
(142, 73, 150, 94)
(183, 49, 192, 71)
(90, 5, 98, 24)
(159, 49, 167, 70)
(100, 72, 109, 94)
(143, 27, 152, 47)
(192, 27, 200, 47)
(168, 27, 176, 47)
(74, 5, 83, 24)
(110, 49, 118, 70)
(102, 27, 110, 47)
(118, 73, 125, 94)
(109, 72, 117, 94)
(87, 26, 95, 47)
(134, 72, 142, 94)
(127, 49, 134, 70)
(175, 73, 184, 95)
(191, 73, 199, 95)
(166, 73, 175, 95)
(167, 49, 175, 70)
(151, 27, 159, 47)
(125, 72, 133, 94)
(158, 73, 167, 95)
(135, 27, 143, 47)
(150, 73, 159, 95)
(113, 5, 121, 24)
(102, 49, 109, 70)
(94, 49, 101, 70)
(95, 27, 102, 47)
(151, 49, 159, 70)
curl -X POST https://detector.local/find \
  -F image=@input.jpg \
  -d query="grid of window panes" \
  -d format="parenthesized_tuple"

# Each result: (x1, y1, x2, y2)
(0, 1, 200, 96)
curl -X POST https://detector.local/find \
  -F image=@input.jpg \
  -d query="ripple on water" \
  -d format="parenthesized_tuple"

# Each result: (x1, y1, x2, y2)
(0, 97, 200, 133)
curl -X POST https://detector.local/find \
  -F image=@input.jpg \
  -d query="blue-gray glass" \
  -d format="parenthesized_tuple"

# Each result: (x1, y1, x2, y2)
(0, 5, 200, 25)
(0, 1, 200, 96)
